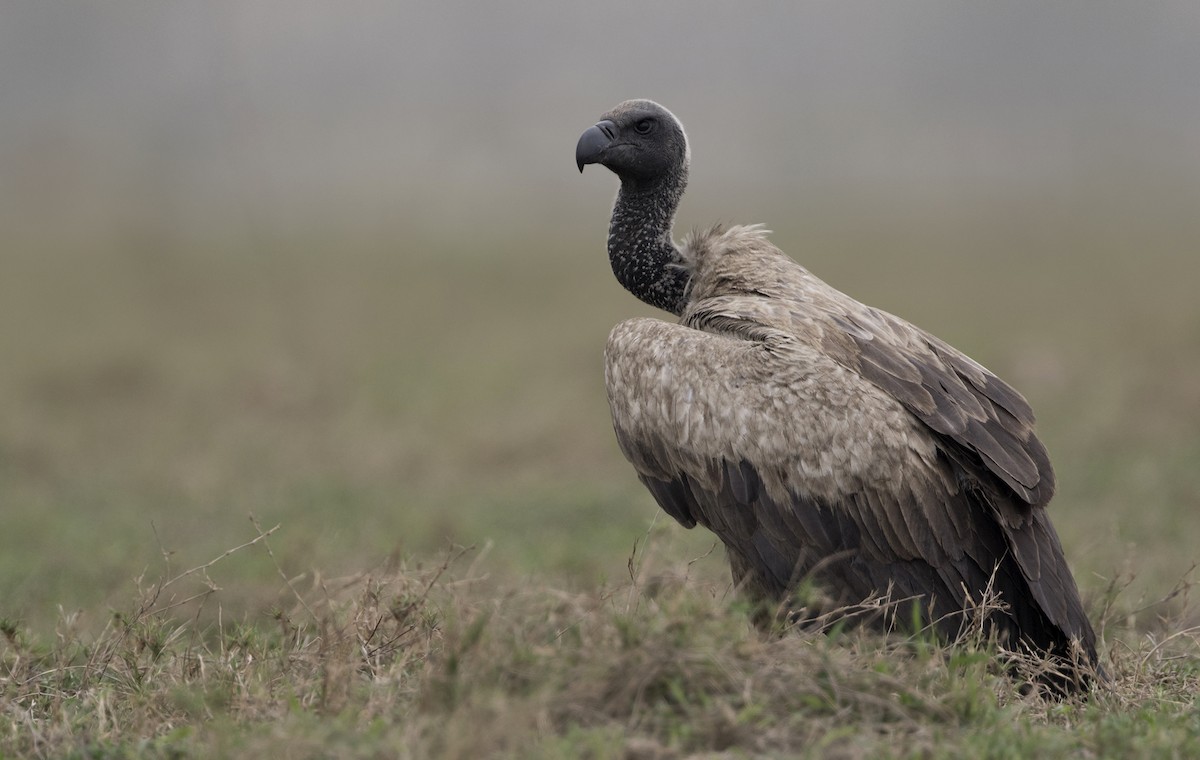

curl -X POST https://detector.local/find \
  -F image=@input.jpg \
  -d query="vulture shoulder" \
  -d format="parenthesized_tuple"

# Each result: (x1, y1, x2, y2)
(679, 225, 1055, 508)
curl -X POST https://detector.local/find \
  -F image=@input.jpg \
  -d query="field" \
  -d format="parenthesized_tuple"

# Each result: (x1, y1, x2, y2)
(3, 188, 1200, 757)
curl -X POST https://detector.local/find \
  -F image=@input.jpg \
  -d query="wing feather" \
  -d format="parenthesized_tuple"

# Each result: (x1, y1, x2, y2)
(820, 308, 1055, 506)
(605, 308, 1095, 672)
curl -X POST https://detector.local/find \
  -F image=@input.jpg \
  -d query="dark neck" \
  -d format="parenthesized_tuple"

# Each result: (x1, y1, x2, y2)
(607, 168, 690, 316)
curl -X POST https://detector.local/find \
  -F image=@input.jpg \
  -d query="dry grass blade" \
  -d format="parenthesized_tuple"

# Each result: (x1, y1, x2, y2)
(4, 533, 1200, 757)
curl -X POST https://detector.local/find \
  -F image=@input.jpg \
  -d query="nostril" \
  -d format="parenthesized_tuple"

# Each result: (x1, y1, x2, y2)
(598, 120, 617, 140)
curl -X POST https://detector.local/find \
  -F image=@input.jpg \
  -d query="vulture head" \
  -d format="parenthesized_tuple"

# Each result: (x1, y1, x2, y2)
(576, 100, 689, 189)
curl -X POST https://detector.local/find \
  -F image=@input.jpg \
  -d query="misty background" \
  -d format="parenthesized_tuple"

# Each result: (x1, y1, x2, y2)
(4, 2, 1199, 246)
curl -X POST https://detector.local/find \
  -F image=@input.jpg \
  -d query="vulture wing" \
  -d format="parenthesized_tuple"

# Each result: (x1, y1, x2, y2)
(605, 306, 1095, 667)
(815, 303, 1056, 507)
(680, 225, 1055, 509)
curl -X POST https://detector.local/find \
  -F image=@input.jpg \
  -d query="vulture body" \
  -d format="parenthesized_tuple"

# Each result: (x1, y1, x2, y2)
(576, 100, 1099, 691)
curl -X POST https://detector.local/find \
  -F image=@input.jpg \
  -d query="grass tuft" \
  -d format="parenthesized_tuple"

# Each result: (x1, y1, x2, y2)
(4, 531, 1200, 758)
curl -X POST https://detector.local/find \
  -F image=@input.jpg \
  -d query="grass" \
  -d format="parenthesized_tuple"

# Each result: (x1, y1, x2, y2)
(2, 188, 1200, 756)
(4, 531, 1200, 758)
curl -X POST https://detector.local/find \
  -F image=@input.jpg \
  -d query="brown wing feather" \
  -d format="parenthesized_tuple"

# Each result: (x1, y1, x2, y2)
(680, 226, 1054, 507)
(820, 307, 1054, 506)
(605, 314, 1095, 675)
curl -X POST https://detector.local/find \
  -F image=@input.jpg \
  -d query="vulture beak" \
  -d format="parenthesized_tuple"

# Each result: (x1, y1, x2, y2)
(576, 119, 617, 172)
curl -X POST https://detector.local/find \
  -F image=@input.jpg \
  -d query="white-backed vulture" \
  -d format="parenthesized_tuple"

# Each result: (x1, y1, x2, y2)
(576, 99, 1099, 692)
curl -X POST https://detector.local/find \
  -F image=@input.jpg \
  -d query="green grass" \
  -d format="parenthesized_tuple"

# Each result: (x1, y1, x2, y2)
(3, 536, 1200, 758)
(2, 192, 1200, 756)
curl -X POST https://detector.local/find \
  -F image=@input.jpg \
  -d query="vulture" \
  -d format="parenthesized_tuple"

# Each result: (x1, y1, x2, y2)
(575, 99, 1099, 691)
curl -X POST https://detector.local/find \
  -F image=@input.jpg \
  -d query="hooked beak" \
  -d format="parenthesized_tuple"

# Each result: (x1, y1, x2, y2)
(575, 120, 617, 172)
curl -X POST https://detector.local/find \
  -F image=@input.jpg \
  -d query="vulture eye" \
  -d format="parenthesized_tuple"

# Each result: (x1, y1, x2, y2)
(634, 118, 655, 135)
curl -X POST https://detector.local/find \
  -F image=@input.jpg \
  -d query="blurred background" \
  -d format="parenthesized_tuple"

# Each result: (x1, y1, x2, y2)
(2, 1, 1198, 630)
